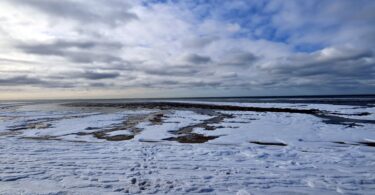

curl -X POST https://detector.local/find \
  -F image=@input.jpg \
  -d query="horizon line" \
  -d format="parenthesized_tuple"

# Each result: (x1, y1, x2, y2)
(1, 93, 374, 102)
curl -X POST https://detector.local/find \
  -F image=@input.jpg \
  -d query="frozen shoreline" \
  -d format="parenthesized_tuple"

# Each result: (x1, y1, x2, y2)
(0, 101, 374, 194)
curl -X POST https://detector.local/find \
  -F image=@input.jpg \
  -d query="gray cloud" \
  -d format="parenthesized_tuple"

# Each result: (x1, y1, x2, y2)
(138, 79, 222, 89)
(185, 54, 212, 64)
(41, 40, 123, 50)
(79, 71, 120, 80)
(183, 36, 218, 49)
(221, 52, 258, 67)
(50, 71, 122, 80)
(257, 47, 375, 88)
(11, 0, 138, 26)
(144, 67, 199, 76)
(0, 75, 75, 88)
(0, 76, 44, 86)
(89, 82, 115, 88)
(18, 40, 123, 52)
(17, 40, 125, 64)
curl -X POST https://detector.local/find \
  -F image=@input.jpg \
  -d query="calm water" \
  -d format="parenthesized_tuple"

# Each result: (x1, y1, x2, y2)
(2, 95, 375, 106)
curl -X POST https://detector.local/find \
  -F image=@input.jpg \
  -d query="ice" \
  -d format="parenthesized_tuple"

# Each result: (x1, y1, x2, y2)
(135, 110, 213, 142)
(20, 112, 125, 137)
(0, 101, 374, 194)
(170, 100, 375, 120)
(192, 111, 375, 146)
(107, 130, 133, 136)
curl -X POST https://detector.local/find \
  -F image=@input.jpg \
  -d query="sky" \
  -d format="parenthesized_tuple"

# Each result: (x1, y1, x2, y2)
(0, 0, 374, 100)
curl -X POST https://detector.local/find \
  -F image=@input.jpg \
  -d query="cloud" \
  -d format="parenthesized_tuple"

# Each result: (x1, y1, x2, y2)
(89, 82, 115, 88)
(0, 76, 45, 86)
(144, 67, 199, 76)
(0, 75, 75, 88)
(0, 0, 374, 97)
(184, 54, 212, 64)
(220, 52, 258, 67)
(79, 71, 120, 80)
(257, 47, 375, 87)
(10, 0, 138, 26)
(17, 40, 124, 64)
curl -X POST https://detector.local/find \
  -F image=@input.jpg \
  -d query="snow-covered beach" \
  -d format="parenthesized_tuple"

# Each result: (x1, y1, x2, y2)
(0, 99, 374, 194)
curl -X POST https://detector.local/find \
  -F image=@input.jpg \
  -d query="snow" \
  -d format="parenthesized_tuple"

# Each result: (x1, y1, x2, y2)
(169, 100, 375, 120)
(192, 111, 375, 146)
(135, 110, 213, 142)
(107, 130, 133, 136)
(21, 112, 124, 137)
(0, 101, 374, 194)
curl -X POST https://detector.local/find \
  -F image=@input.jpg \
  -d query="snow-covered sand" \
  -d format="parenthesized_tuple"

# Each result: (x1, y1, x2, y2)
(0, 101, 374, 194)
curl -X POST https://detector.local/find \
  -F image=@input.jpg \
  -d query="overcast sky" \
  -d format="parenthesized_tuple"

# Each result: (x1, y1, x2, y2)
(0, 0, 374, 99)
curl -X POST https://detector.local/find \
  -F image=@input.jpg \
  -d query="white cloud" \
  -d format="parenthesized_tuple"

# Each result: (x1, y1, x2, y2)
(0, 0, 374, 99)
